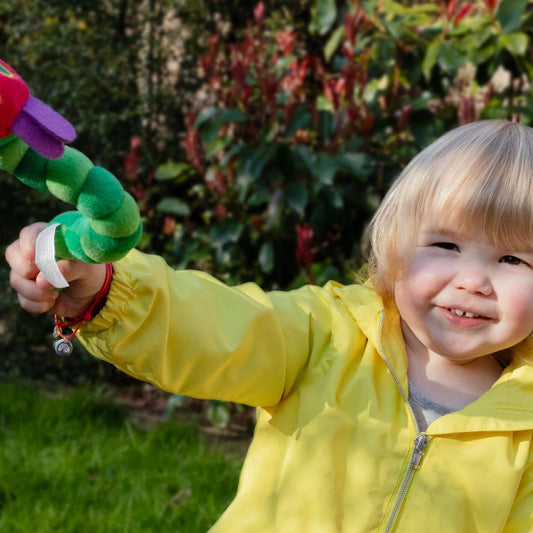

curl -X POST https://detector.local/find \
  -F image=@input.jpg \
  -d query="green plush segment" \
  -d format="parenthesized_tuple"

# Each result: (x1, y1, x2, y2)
(51, 212, 95, 263)
(6, 135, 143, 263)
(0, 135, 29, 175)
(81, 222, 143, 262)
(0, 135, 18, 148)
(89, 193, 140, 238)
(14, 148, 50, 193)
(77, 166, 124, 219)
(46, 147, 93, 204)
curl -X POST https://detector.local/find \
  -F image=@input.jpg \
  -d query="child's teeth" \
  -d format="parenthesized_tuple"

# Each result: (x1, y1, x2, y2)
(450, 308, 480, 318)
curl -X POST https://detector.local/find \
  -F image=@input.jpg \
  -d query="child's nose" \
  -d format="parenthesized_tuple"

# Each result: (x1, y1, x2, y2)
(453, 264, 493, 295)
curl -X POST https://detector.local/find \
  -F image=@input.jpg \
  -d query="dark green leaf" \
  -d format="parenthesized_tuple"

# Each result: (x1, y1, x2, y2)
(265, 190, 284, 231)
(199, 120, 222, 144)
(217, 108, 247, 123)
(210, 221, 244, 246)
(258, 242, 274, 274)
(470, 42, 497, 64)
(373, 38, 396, 67)
(236, 147, 269, 181)
(285, 109, 312, 140)
(319, 111, 334, 145)
(336, 152, 372, 177)
(156, 198, 191, 217)
(422, 39, 440, 80)
(154, 162, 192, 181)
(324, 186, 344, 209)
(286, 182, 309, 216)
(499, 32, 529, 56)
(496, 0, 528, 34)
(438, 41, 466, 74)
(193, 107, 219, 129)
(324, 25, 345, 61)
(312, 153, 338, 186)
(221, 143, 245, 165)
(383, 20, 408, 40)
(247, 182, 271, 207)
(205, 136, 231, 158)
(292, 145, 313, 176)
(275, 55, 298, 70)
(309, 0, 337, 35)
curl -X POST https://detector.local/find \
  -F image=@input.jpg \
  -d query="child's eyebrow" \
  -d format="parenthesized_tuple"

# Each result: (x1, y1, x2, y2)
(420, 227, 466, 239)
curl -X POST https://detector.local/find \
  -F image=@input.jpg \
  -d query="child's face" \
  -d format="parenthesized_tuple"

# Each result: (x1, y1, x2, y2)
(393, 223, 533, 364)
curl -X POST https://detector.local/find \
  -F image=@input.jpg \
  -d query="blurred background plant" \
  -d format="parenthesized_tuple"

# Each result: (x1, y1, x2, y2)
(1, 0, 532, 424)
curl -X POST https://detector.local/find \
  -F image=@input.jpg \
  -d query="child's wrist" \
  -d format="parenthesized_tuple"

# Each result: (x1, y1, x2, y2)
(55, 262, 113, 331)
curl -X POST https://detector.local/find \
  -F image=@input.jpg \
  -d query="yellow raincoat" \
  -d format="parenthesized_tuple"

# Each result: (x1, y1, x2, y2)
(78, 250, 533, 532)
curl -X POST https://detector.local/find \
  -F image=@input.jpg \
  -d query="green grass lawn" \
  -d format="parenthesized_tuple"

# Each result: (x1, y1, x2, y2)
(0, 381, 243, 532)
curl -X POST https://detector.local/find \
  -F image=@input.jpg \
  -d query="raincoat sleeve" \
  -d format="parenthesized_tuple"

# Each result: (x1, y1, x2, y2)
(77, 249, 337, 407)
(502, 463, 533, 532)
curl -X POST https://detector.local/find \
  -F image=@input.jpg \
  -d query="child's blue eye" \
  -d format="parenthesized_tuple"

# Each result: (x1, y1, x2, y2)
(433, 242, 458, 251)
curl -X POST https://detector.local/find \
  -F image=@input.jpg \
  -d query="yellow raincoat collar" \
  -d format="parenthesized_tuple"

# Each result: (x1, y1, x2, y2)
(328, 281, 533, 435)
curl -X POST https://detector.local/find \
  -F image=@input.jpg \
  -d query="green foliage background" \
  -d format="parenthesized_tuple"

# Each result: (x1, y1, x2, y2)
(1, 0, 532, 386)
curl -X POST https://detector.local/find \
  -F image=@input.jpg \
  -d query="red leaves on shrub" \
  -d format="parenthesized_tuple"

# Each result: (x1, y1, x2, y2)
(206, 168, 230, 196)
(295, 224, 314, 273)
(454, 4, 474, 24)
(441, 0, 474, 23)
(275, 29, 296, 56)
(324, 78, 345, 110)
(483, 0, 498, 13)
(446, 0, 458, 19)
(345, 9, 367, 47)
(184, 113, 205, 174)
(163, 216, 177, 236)
(200, 35, 220, 82)
(281, 57, 310, 93)
(230, 37, 254, 89)
(458, 96, 476, 125)
(123, 136, 141, 181)
(260, 73, 279, 116)
(253, 2, 266, 27)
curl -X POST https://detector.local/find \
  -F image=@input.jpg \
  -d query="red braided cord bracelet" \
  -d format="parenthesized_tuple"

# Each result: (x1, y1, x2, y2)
(54, 262, 113, 341)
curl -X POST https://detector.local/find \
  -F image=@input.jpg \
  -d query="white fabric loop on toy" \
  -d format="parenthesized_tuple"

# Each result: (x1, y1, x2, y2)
(35, 223, 70, 289)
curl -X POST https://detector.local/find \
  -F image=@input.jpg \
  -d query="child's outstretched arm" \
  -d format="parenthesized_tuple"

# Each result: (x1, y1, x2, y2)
(5, 223, 329, 406)
(5, 222, 106, 318)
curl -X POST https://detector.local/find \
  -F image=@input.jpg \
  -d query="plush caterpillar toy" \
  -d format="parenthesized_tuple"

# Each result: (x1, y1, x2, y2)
(0, 59, 142, 271)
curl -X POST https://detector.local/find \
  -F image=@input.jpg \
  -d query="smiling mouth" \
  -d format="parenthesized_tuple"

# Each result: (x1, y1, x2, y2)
(447, 308, 486, 319)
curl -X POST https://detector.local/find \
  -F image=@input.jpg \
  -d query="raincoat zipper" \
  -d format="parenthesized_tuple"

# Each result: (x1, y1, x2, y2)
(376, 309, 430, 533)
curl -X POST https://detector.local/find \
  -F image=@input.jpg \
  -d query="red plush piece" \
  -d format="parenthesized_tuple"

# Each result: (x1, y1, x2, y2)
(0, 59, 29, 139)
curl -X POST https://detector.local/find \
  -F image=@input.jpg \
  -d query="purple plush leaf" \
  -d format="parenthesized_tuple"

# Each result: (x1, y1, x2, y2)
(11, 111, 65, 159)
(22, 96, 76, 142)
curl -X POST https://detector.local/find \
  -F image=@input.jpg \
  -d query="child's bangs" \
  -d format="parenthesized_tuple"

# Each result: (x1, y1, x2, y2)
(416, 122, 533, 252)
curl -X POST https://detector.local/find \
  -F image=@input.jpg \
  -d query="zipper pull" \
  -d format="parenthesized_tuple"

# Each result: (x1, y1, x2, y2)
(410, 434, 428, 470)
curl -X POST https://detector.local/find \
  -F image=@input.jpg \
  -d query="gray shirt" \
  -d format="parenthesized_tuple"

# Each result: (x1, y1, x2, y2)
(409, 383, 457, 432)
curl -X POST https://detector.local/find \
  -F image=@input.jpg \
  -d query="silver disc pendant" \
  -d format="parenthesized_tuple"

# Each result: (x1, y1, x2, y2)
(54, 338, 73, 356)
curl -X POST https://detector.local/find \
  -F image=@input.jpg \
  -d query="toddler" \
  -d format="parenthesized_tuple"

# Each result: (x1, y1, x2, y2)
(6, 119, 533, 531)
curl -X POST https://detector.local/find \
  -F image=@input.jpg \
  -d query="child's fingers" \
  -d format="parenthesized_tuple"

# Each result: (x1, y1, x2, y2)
(5, 239, 40, 280)
(5, 222, 49, 281)
(9, 270, 58, 314)
(7, 223, 107, 317)
(18, 222, 48, 260)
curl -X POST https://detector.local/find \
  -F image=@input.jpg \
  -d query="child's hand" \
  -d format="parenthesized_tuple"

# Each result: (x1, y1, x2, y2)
(5, 222, 107, 318)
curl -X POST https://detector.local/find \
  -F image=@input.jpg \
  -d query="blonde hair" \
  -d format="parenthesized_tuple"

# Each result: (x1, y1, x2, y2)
(368, 120, 533, 300)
